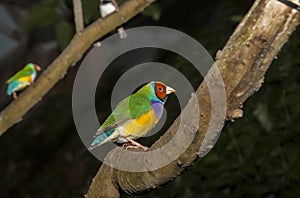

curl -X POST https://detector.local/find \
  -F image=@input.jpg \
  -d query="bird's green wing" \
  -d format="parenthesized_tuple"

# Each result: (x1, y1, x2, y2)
(98, 93, 152, 132)
(6, 66, 34, 84)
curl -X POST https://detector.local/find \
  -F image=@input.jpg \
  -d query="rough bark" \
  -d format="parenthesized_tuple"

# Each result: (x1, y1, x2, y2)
(0, 0, 156, 135)
(87, 0, 300, 197)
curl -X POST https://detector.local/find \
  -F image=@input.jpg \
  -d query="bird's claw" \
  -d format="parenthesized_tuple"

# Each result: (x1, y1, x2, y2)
(123, 143, 148, 151)
(13, 92, 18, 100)
(122, 142, 131, 149)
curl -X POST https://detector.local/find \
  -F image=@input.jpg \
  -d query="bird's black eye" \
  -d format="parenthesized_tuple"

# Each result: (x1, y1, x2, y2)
(158, 87, 164, 92)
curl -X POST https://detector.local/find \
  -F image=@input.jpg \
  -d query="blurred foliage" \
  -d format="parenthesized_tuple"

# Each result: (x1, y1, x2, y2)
(253, 102, 272, 132)
(55, 21, 75, 49)
(230, 15, 243, 23)
(143, 2, 162, 21)
(26, 0, 59, 29)
(26, 0, 74, 49)
(81, 0, 99, 24)
(25, 0, 162, 49)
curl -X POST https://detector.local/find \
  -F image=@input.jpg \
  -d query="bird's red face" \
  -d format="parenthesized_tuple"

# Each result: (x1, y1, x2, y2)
(34, 64, 41, 71)
(154, 82, 175, 100)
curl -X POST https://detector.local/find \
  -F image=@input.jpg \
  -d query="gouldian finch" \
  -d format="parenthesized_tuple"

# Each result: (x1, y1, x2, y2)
(89, 81, 175, 151)
(99, 0, 127, 39)
(6, 63, 41, 99)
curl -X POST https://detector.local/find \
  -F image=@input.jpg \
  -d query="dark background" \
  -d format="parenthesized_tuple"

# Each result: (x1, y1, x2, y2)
(1, 0, 300, 197)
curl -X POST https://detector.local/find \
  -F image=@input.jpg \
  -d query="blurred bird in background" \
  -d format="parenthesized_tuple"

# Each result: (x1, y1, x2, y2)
(6, 63, 41, 99)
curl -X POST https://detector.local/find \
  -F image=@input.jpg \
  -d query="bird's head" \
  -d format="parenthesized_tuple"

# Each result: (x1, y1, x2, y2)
(150, 81, 175, 102)
(33, 64, 41, 71)
(26, 63, 41, 72)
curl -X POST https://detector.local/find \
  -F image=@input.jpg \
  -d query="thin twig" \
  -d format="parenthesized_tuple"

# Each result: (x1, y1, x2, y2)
(73, 0, 84, 32)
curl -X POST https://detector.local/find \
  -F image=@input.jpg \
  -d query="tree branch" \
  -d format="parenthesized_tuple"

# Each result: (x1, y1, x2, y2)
(0, 0, 155, 135)
(87, 0, 300, 197)
(73, 0, 84, 32)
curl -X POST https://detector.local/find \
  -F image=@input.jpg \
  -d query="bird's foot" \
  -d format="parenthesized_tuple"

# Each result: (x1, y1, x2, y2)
(122, 142, 132, 149)
(125, 138, 148, 151)
(125, 145, 149, 151)
(13, 92, 18, 100)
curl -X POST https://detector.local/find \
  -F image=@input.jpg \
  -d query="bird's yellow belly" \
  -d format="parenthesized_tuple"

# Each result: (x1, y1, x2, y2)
(19, 76, 33, 84)
(122, 109, 159, 138)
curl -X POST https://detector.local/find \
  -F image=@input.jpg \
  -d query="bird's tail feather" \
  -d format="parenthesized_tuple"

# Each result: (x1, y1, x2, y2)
(88, 130, 114, 150)
(7, 81, 18, 95)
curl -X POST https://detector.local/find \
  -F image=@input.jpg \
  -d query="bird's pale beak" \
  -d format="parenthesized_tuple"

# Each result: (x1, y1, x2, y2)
(166, 86, 176, 94)
(34, 65, 41, 71)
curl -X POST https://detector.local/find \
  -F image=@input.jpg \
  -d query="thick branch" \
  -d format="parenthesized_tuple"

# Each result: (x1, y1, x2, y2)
(0, 0, 155, 135)
(73, 0, 84, 32)
(87, 0, 300, 197)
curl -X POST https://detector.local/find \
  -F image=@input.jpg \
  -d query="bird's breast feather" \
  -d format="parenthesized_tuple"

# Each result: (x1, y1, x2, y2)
(121, 109, 159, 138)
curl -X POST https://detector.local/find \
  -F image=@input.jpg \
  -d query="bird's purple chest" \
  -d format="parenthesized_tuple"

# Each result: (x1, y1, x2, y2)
(151, 101, 164, 119)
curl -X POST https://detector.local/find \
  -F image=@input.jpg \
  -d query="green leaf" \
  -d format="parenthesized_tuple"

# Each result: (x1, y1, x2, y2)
(26, 0, 59, 30)
(143, 3, 162, 21)
(55, 21, 74, 50)
(253, 102, 272, 132)
(82, 0, 99, 24)
(230, 15, 243, 23)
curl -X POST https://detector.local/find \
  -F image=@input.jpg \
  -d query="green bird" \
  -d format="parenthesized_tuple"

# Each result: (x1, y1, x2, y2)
(6, 63, 41, 99)
(89, 81, 175, 151)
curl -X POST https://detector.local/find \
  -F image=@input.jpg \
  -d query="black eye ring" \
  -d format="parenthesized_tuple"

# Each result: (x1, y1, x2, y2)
(158, 87, 163, 92)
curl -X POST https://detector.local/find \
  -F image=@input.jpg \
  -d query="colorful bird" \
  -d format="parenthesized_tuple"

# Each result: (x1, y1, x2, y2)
(6, 63, 41, 99)
(89, 81, 175, 151)
(99, 0, 127, 39)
